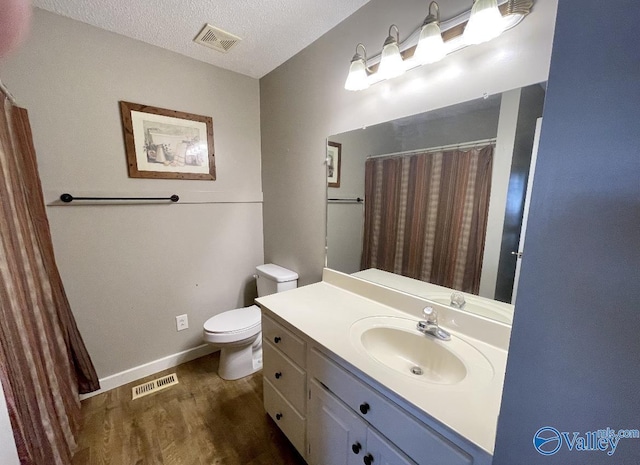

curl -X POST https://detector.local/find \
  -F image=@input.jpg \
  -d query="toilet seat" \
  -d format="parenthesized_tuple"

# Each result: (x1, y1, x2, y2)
(203, 305, 261, 344)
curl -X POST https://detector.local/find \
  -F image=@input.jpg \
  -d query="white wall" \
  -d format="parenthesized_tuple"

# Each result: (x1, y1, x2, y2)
(260, 0, 558, 286)
(0, 9, 264, 380)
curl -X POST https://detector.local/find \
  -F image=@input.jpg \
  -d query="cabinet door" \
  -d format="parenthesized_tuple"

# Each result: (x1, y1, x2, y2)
(308, 380, 367, 465)
(367, 429, 417, 465)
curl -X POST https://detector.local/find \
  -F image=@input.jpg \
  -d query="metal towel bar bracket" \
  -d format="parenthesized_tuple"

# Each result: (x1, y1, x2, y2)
(60, 193, 179, 203)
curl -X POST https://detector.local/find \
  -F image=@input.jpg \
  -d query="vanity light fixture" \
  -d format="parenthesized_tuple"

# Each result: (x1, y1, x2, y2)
(414, 1, 446, 65)
(343, 0, 534, 91)
(463, 0, 505, 45)
(377, 25, 406, 80)
(344, 43, 372, 91)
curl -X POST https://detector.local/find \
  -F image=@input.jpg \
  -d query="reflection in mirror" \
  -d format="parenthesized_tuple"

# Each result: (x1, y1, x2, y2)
(326, 83, 545, 324)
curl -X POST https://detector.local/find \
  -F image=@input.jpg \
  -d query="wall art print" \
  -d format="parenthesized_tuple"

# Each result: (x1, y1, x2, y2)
(119, 101, 216, 180)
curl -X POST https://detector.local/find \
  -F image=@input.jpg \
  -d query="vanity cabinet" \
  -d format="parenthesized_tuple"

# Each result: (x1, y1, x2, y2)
(261, 314, 307, 456)
(308, 348, 473, 465)
(261, 307, 489, 465)
(308, 379, 416, 465)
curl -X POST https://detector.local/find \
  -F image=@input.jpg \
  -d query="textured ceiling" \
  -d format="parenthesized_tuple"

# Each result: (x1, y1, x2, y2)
(31, 0, 371, 79)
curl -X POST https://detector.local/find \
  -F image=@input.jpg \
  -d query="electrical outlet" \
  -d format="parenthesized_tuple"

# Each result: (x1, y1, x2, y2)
(176, 314, 188, 331)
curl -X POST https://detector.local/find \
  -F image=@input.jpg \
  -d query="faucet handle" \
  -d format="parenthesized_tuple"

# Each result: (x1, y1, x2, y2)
(450, 292, 466, 309)
(422, 306, 437, 324)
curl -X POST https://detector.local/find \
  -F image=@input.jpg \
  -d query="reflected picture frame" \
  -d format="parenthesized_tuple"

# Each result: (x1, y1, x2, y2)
(119, 101, 216, 180)
(327, 141, 342, 188)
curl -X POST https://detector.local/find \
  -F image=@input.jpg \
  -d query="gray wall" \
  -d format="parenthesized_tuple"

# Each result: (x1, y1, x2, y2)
(260, 0, 558, 286)
(0, 9, 264, 378)
(493, 0, 640, 463)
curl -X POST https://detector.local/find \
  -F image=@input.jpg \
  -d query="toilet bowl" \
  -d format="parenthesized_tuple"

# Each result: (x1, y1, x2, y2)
(202, 264, 298, 380)
(203, 305, 263, 380)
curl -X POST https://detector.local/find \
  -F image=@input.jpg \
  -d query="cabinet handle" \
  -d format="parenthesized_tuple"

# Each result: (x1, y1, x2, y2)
(275, 372, 282, 379)
(363, 453, 374, 465)
(351, 442, 362, 454)
(274, 336, 281, 343)
(359, 402, 370, 414)
(275, 413, 283, 420)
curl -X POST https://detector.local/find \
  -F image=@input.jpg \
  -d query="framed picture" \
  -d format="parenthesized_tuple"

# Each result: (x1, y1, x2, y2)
(327, 141, 342, 188)
(119, 101, 216, 180)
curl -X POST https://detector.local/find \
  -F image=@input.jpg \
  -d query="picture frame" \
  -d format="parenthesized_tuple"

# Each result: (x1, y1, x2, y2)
(327, 141, 342, 188)
(119, 101, 216, 180)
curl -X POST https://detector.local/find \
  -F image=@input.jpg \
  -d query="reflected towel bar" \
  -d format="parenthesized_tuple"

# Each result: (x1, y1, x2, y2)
(328, 197, 364, 203)
(60, 193, 179, 203)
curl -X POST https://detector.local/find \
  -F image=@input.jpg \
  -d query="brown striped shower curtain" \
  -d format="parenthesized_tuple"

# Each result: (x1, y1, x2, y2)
(361, 146, 493, 294)
(0, 88, 99, 464)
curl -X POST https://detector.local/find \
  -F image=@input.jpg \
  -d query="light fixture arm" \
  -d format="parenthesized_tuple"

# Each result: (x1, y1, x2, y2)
(384, 24, 401, 47)
(352, 43, 372, 73)
(423, 1, 440, 26)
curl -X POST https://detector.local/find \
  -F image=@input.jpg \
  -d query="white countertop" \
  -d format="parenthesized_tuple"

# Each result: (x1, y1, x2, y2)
(256, 269, 510, 455)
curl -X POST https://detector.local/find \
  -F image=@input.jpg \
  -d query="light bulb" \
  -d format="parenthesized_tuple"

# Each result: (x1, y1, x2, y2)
(344, 43, 370, 91)
(414, 21, 446, 64)
(377, 25, 405, 80)
(344, 58, 369, 91)
(463, 0, 505, 45)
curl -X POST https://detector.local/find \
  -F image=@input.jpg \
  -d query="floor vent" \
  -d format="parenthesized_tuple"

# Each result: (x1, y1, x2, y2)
(193, 24, 242, 53)
(132, 373, 178, 400)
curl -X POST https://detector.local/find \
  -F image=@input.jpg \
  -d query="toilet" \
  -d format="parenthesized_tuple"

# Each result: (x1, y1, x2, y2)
(203, 264, 298, 380)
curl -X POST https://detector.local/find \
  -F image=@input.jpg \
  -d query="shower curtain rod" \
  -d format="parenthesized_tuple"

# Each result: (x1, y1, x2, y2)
(0, 79, 17, 105)
(367, 137, 497, 160)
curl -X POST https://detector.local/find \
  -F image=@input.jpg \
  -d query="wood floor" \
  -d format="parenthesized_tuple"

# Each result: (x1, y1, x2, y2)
(72, 353, 307, 465)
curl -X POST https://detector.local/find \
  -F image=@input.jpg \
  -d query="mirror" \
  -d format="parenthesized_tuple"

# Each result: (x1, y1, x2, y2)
(326, 83, 546, 325)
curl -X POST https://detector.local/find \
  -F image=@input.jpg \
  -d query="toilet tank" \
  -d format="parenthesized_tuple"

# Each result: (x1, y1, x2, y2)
(256, 264, 298, 297)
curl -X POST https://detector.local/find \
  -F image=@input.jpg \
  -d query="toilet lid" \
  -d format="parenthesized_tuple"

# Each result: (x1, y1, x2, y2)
(203, 305, 261, 334)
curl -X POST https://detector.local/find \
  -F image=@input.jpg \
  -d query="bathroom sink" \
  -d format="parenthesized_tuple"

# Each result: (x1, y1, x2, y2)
(350, 316, 494, 386)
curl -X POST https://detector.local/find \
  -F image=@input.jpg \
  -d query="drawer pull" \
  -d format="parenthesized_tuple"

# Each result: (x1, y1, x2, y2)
(352, 442, 362, 454)
(363, 453, 374, 465)
(275, 371, 282, 379)
(275, 413, 283, 421)
(274, 336, 282, 343)
(359, 402, 370, 414)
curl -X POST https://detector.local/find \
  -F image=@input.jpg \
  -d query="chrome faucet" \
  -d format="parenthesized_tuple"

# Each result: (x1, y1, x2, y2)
(416, 306, 451, 341)
(450, 291, 466, 310)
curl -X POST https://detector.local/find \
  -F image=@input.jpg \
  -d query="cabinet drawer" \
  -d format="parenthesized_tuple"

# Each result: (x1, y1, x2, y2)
(263, 341, 306, 413)
(262, 314, 306, 367)
(309, 349, 473, 465)
(264, 378, 306, 456)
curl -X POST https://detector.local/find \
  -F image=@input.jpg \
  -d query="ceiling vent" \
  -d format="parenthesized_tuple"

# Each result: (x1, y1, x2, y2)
(194, 24, 242, 53)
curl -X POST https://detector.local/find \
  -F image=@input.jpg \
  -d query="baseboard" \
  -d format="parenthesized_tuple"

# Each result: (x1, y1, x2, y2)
(80, 344, 217, 400)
